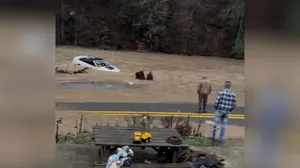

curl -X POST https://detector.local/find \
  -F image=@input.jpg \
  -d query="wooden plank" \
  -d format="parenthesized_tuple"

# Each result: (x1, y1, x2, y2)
(93, 126, 175, 132)
(93, 134, 182, 141)
(92, 127, 182, 138)
(93, 137, 188, 147)
(93, 137, 186, 144)
(93, 128, 179, 132)
(92, 129, 181, 136)
(93, 142, 187, 147)
(92, 130, 180, 135)
(94, 136, 177, 142)
(92, 133, 181, 139)
(92, 126, 178, 131)
(92, 130, 181, 138)
(93, 134, 180, 139)
(92, 126, 188, 147)
(93, 133, 183, 141)
(94, 141, 188, 148)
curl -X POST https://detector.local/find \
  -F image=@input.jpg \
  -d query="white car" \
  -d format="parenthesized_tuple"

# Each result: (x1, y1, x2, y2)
(72, 56, 120, 72)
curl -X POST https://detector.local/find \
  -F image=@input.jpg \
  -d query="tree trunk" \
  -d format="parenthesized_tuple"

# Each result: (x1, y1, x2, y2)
(61, 0, 64, 43)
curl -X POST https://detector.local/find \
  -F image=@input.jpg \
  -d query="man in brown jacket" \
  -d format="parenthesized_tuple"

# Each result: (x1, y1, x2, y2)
(197, 76, 212, 113)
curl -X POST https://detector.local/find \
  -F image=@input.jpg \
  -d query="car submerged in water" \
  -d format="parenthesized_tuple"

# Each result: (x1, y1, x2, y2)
(72, 56, 120, 72)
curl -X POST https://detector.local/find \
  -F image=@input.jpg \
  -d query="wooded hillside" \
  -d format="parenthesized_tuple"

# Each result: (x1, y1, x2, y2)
(56, 0, 244, 59)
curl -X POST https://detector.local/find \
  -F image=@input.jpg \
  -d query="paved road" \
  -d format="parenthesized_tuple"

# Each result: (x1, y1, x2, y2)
(56, 102, 244, 114)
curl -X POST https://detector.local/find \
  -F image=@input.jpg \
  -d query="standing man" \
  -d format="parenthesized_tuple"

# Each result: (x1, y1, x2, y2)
(212, 81, 236, 142)
(197, 76, 212, 113)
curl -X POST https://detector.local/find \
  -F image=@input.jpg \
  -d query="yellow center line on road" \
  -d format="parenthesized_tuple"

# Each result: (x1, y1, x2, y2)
(58, 110, 245, 119)
(94, 114, 244, 119)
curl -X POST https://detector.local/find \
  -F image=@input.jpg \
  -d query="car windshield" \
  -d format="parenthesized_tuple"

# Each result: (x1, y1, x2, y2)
(94, 60, 108, 66)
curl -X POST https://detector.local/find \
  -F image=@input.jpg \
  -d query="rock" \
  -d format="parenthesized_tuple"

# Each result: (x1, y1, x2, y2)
(135, 71, 145, 80)
(146, 71, 153, 80)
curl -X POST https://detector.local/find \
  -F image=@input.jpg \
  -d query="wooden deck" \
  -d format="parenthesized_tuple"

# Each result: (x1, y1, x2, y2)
(92, 126, 190, 163)
(93, 126, 188, 147)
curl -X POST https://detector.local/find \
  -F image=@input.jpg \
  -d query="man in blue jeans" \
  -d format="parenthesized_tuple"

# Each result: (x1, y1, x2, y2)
(212, 81, 236, 142)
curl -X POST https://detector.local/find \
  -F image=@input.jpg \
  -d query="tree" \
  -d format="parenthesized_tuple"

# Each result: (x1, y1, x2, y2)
(119, 0, 171, 50)
(228, 0, 244, 58)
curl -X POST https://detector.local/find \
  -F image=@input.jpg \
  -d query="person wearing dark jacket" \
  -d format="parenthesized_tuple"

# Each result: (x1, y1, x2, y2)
(197, 76, 212, 113)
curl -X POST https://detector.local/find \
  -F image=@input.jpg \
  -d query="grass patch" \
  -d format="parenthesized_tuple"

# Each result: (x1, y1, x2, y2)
(57, 132, 93, 144)
(183, 136, 213, 147)
(57, 133, 76, 144)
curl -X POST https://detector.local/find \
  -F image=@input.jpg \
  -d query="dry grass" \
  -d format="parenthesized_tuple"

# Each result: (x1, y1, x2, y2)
(56, 111, 245, 139)
(56, 46, 244, 105)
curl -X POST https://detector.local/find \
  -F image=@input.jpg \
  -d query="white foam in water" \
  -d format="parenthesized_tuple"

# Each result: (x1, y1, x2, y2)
(56, 81, 139, 90)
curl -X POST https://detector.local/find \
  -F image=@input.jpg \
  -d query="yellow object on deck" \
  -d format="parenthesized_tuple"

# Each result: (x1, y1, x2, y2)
(133, 131, 142, 143)
(141, 132, 152, 143)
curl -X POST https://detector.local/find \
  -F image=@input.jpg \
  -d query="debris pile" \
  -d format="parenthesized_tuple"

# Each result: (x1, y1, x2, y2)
(175, 123, 192, 137)
(160, 116, 173, 128)
(73, 67, 89, 74)
(191, 152, 226, 168)
(55, 65, 89, 75)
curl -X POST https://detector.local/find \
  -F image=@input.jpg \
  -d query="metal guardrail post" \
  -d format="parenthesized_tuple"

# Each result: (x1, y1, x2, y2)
(79, 115, 83, 133)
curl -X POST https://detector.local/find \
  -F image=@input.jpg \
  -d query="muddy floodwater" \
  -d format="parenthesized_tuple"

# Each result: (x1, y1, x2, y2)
(56, 81, 141, 90)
